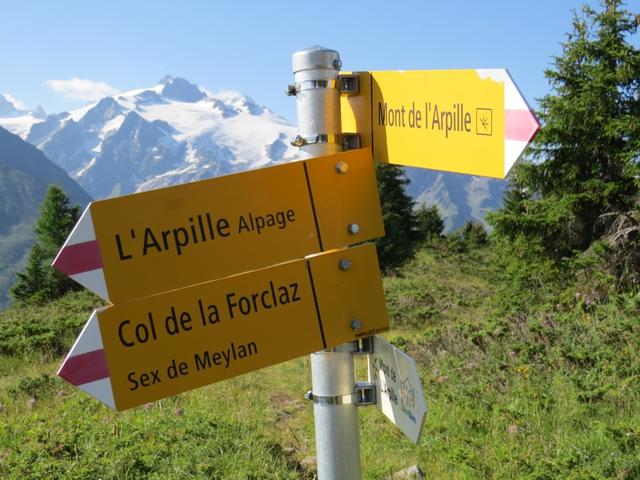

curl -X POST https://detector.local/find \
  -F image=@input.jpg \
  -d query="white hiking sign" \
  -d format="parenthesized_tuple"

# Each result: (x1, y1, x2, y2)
(368, 336, 427, 444)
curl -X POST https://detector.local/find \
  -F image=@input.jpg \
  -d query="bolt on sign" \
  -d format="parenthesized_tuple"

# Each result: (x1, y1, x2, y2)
(52, 148, 383, 303)
(58, 244, 389, 411)
(368, 336, 427, 444)
(341, 69, 540, 179)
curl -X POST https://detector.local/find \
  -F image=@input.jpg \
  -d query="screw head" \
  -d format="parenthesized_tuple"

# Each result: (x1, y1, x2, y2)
(335, 161, 349, 174)
(339, 258, 352, 271)
(348, 223, 360, 235)
(291, 135, 306, 147)
(350, 319, 361, 331)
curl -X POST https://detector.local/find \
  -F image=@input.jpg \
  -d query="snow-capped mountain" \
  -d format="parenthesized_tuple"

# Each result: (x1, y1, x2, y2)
(0, 95, 24, 117)
(0, 79, 507, 231)
(0, 77, 298, 199)
(0, 94, 46, 138)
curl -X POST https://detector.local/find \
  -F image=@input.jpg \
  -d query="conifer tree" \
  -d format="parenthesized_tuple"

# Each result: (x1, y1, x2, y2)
(375, 163, 419, 271)
(415, 204, 445, 242)
(489, 1, 640, 260)
(35, 185, 80, 258)
(10, 243, 47, 302)
(11, 185, 80, 303)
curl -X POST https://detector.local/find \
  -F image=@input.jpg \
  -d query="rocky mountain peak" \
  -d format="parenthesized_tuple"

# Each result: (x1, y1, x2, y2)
(160, 77, 206, 103)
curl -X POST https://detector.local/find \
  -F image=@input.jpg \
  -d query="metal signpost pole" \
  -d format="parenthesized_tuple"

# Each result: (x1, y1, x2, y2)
(291, 46, 362, 480)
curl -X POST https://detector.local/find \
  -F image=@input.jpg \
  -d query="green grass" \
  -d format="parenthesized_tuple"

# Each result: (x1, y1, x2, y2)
(378, 248, 640, 479)
(1, 246, 639, 478)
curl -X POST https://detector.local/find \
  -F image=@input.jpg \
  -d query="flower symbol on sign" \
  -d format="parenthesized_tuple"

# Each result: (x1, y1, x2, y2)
(475, 108, 493, 136)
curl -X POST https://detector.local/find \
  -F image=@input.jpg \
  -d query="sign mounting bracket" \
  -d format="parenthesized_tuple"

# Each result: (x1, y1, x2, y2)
(338, 74, 360, 95)
(351, 336, 374, 355)
(304, 382, 377, 407)
(290, 133, 360, 151)
(285, 75, 358, 96)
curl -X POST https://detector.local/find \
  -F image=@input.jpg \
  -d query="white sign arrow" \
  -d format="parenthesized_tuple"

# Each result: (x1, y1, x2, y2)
(368, 336, 427, 444)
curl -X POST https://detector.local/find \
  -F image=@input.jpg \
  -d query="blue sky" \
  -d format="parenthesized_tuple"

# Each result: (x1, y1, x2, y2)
(1, 0, 637, 123)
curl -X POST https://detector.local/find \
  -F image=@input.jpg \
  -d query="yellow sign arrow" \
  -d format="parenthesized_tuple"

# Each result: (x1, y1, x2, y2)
(53, 149, 383, 303)
(341, 70, 539, 178)
(58, 244, 388, 411)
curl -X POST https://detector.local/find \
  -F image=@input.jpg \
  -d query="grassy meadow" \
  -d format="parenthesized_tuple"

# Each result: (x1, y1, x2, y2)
(1, 244, 639, 479)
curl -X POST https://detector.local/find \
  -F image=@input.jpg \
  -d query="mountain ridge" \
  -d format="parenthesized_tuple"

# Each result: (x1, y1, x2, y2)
(0, 81, 506, 231)
(0, 77, 298, 200)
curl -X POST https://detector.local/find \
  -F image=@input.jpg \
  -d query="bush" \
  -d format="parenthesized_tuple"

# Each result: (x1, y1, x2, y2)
(415, 204, 444, 242)
(0, 290, 102, 358)
(447, 221, 488, 253)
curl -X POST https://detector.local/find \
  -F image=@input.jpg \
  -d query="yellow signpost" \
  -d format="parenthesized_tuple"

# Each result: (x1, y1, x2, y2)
(55, 48, 541, 479)
(58, 244, 388, 411)
(341, 69, 539, 178)
(53, 148, 383, 303)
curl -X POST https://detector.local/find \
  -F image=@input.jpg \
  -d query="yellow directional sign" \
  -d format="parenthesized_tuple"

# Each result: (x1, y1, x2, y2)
(341, 70, 539, 178)
(53, 149, 384, 303)
(58, 244, 389, 411)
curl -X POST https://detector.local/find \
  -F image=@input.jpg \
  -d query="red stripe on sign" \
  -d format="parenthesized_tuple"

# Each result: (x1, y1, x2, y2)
(52, 240, 103, 275)
(505, 109, 540, 142)
(58, 349, 109, 386)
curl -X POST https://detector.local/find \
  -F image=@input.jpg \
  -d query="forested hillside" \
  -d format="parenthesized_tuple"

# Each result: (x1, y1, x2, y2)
(0, 127, 91, 308)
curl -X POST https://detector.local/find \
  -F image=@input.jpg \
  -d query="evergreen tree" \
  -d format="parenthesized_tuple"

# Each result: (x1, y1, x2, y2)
(461, 221, 488, 246)
(11, 185, 80, 303)
(489, 1, 640, 261)
(375, 163, 419, 271)
(415, 204, 445, 242)
(35, 185, 80, 258)
(447, 221, 489, 253)
(10, 243, 47, 302)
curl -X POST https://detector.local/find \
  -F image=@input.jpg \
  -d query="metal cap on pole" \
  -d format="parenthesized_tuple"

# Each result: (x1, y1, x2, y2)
(291, 46, 362, 480)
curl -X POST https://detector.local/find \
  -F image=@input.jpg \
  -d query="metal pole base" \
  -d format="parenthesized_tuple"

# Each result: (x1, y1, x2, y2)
(311, 345, 361, 480)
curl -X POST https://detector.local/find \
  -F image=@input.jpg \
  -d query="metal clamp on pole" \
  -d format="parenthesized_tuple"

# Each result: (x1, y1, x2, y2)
(286, 79, 339, 96)
(351, 336, 374, 355)
(304, 382, 377, 407)
(338, 74, 360, 94)
(354, 382, 377, 406)
(290, 133, 343, 147)
(291, 133, 361, 151)
(342, 133, 361, 151)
